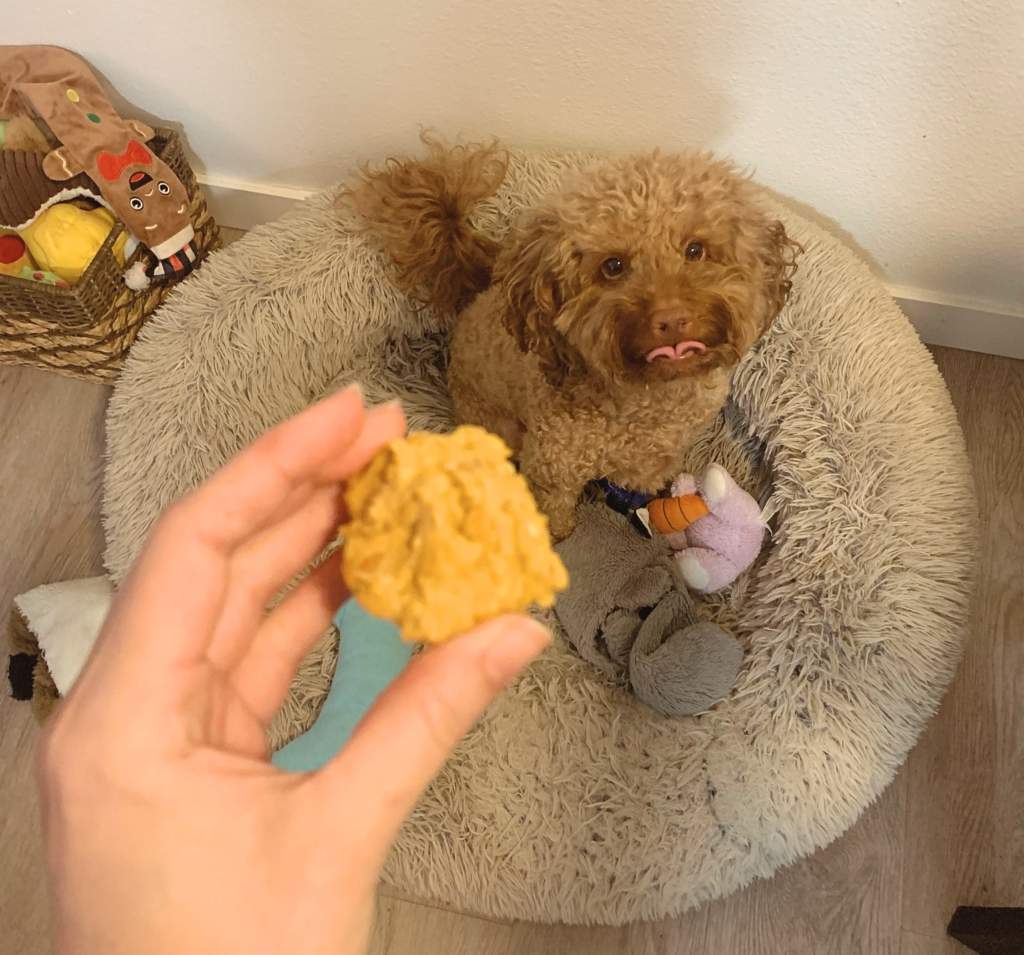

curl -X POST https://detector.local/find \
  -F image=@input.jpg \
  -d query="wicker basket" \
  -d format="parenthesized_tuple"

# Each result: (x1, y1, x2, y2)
(0, 129, 221, 383)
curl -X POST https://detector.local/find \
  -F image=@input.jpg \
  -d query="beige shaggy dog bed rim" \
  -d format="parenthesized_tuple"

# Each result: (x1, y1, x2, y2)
(102, 150, 975, 925)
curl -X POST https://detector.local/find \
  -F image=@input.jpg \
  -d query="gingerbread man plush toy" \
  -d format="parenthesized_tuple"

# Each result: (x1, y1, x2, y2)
(0, 45, 197, 288)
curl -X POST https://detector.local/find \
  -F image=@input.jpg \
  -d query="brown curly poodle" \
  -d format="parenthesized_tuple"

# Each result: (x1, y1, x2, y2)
(345, 137, 800, 539)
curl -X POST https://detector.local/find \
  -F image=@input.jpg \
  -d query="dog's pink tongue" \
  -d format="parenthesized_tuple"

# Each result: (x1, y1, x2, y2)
(645, 340, 707, 363)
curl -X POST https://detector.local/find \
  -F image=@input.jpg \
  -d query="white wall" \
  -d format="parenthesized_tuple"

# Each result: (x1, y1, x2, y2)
(4, 0, 1022, 322)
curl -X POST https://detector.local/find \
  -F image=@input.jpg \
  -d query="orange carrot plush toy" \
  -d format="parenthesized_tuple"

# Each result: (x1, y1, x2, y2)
(646, 494, 709, 535)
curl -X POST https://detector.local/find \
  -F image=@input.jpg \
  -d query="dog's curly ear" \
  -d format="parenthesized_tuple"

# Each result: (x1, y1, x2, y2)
(757, 219, 802, 333)
(494, 212, 584, 388)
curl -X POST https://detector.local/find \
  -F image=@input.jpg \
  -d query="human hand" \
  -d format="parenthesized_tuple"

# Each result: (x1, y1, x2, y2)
(36, 384, 550, 955)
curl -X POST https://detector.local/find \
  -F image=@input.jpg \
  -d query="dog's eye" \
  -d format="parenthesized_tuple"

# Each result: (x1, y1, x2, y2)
(684, 241, 705, 261)
(601, 257, 625, 278)
(157, 181, 171, 195)
(129, 197, 144, 211)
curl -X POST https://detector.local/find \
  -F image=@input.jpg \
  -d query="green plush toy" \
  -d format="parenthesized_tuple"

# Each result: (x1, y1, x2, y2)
(17, 264, 69, 287)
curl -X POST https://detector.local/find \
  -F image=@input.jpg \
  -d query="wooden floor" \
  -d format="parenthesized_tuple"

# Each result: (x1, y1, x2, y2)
(1, 306, 1021, 952)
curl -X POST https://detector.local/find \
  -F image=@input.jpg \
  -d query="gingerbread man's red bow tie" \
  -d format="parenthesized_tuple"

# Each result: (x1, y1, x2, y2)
(96, 139, 152, 182)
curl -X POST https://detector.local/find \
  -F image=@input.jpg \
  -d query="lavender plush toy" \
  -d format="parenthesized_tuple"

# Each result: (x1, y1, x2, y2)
(659, 464, 767, 593)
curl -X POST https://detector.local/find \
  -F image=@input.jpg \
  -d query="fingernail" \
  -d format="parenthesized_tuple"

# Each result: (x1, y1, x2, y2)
(343, 381, 364, 401)
(369, 399, 407, 432)
(482, 617, 551, 684)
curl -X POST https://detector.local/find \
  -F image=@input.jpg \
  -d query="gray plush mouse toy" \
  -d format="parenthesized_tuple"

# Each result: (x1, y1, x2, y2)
(554, 504, 742, 717)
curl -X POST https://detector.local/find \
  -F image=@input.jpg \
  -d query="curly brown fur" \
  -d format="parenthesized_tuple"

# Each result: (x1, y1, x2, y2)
(350, 142, 801, 539)
(495, 152, 800, 390)
(341, 133, 508, 314)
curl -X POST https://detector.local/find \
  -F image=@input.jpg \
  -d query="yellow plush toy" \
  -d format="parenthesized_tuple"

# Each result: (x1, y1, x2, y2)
(18, 203, 125, 285)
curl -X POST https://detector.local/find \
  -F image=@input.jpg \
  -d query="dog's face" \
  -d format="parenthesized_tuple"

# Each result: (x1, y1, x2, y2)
(496, 152, 801, 388)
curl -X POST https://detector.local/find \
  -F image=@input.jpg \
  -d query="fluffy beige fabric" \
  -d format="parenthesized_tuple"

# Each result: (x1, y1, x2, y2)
(102, 150, 975, 925)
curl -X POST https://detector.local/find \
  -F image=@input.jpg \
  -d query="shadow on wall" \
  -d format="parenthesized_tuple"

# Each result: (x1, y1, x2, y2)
(264, 0, 739, 189)
(71, 18, 901, 307)
(869, 1, 1024, 305)
(62, 51, 287, 188)
(763, 186, 887, 279)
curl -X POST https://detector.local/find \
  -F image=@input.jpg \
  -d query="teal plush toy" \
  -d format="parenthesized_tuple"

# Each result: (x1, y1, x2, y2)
(272, 598, 412, 772)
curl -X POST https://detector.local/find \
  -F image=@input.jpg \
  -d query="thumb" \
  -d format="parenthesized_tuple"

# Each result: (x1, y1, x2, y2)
(311, 614, 550, 853)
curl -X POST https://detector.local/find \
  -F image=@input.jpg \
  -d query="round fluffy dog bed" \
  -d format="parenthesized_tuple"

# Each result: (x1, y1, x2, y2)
(102, 151, 974, 925)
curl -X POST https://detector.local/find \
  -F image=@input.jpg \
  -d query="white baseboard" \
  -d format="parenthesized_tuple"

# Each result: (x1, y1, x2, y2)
(196, 174, 314, 232)
(888, 285, 1024, 361)
(196, 176, 1024, 362)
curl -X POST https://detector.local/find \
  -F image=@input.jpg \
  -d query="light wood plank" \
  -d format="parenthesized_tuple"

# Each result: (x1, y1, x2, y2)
(701, 771, 906, 955)
(625, 909, 709, 955)
(900, 929, 974, 955)
(0, 698, 52, 955)
(508, 904, 706, 955)
(508, 922, 632, 955)
(366, 894, 395, 955)
(0, 365, 111, 955)
(0, 366, 110, 608)
(902, 348, 1024, 938)
(372, 896, 511, 955)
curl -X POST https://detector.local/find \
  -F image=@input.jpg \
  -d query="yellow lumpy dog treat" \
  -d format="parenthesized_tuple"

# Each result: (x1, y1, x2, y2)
(342, 425, 568, 644)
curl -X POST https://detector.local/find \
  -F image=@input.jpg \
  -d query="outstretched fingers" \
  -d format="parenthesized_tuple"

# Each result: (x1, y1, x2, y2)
(98, 386, 404, 679)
